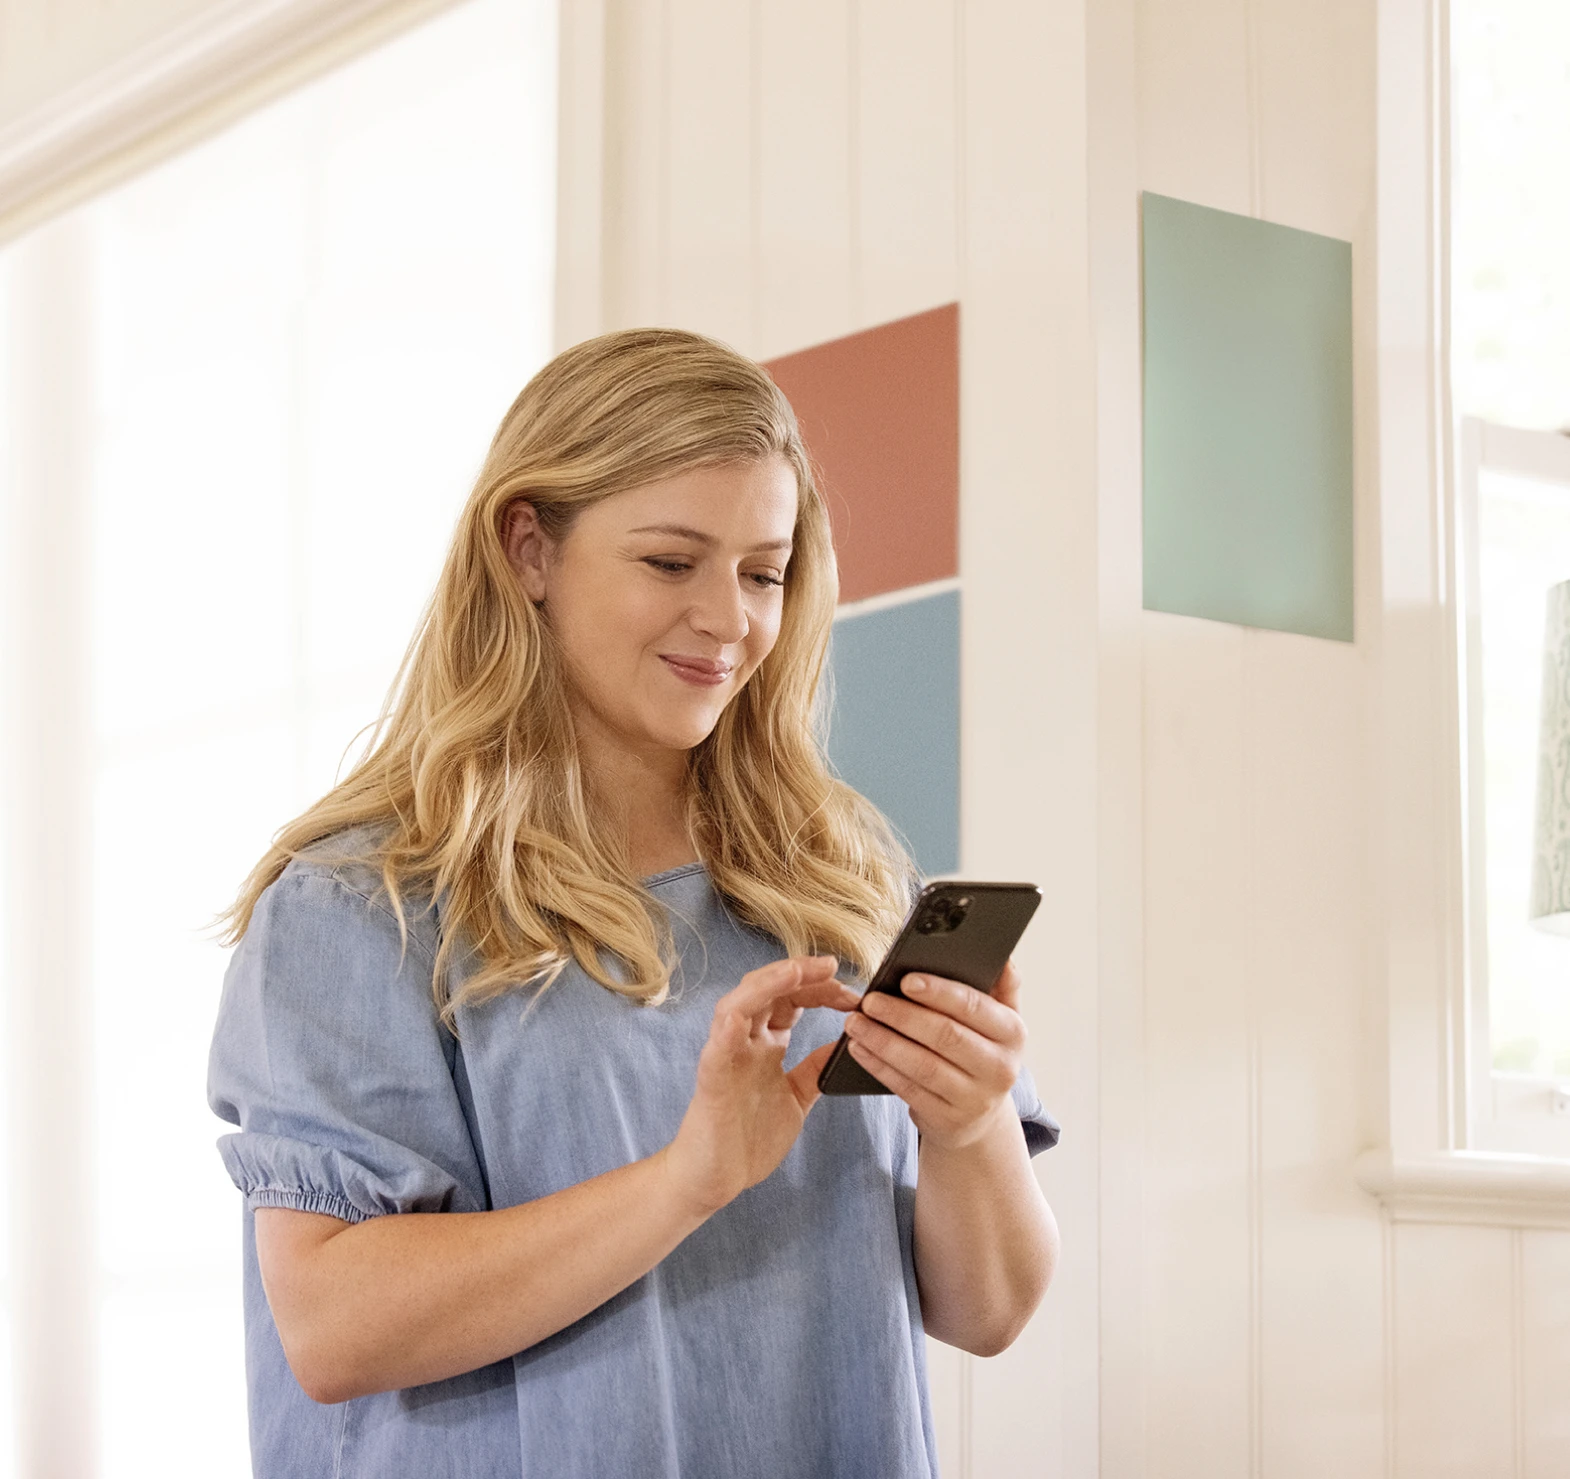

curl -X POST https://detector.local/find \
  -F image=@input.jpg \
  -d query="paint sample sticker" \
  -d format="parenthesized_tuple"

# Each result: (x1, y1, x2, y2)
(1141, 192, 1354, 641)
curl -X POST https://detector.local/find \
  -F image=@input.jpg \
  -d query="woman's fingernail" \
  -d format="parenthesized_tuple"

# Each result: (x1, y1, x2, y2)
(904, 975, 929, 994)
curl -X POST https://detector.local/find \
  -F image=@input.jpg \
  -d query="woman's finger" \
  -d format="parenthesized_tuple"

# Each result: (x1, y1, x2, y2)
(858, 992, 1000, 1078)
(845, 1039, 954, 1121)
(843, 1013, 970, 1104)
(783, 1040, 837, 1112)
(724, 955, 848, 1021)
(898, 973, 1026, 1050)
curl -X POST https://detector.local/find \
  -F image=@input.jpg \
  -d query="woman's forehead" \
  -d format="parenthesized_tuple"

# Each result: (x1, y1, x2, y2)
(595, 458, 799, 544)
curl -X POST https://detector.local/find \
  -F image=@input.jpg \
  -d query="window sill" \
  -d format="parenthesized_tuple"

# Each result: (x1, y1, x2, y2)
(1355, 1148, 1570, 1230)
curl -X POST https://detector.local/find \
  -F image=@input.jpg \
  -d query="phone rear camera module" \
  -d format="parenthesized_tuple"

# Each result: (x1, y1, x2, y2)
(916, 894, 970, 934)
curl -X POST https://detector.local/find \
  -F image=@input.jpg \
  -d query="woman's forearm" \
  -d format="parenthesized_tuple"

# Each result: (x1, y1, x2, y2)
(912, 1105, 1059, 1356)
(256, 1146, 707, 1404)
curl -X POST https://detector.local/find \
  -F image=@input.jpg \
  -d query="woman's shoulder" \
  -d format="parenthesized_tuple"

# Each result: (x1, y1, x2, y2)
(266, 822, 439, 964)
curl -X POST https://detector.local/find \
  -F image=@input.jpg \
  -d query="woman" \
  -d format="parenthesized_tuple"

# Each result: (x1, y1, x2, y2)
(208, 327, 1060, 1478)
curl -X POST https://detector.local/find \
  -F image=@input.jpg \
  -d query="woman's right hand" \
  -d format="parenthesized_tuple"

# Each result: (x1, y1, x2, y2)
(660, 954, 859, 1218)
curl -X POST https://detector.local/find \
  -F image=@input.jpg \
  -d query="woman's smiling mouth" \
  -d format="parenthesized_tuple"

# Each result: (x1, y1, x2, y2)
(659, 654, 733, 686)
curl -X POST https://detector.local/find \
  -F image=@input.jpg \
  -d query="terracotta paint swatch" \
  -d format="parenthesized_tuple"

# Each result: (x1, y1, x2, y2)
(764, 303, 959, 604)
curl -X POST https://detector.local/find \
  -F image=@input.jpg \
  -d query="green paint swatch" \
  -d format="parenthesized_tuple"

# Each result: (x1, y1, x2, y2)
(1141, 192, 1354, 641)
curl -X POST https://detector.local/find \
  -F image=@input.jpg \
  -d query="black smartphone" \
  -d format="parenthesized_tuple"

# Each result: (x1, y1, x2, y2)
(816, 880, 1042, 1096)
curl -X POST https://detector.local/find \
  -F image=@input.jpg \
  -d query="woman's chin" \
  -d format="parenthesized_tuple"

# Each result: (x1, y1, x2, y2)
(645, 703, 727, 753)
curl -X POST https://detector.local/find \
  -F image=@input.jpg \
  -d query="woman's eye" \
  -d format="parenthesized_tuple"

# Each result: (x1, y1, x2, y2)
(644, 558, 692, 575)
(748, 572, 786, 589)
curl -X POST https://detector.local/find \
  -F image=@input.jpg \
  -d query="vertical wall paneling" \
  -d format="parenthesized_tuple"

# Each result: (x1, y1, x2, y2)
(664, 0, 753, 348)
(959, 0, 1099, 1472)
(601, 0, 668, 329)
(1135, 0, 1253, 216)
(1392, 1222, 1516, 1477)
(555, 0, 608, 350)
(1249, 630, 1384, 1479)
(1087, 0, 1147, 1468)
(852, 0, 958, 328)
(1522, 1229, 1570, 1478)
(1141, 614, 1253, 1479)
(755, 0, 852, 357)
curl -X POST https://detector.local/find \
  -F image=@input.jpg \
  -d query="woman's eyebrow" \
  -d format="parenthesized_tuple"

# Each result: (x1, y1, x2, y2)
(627, 523, 792, 553)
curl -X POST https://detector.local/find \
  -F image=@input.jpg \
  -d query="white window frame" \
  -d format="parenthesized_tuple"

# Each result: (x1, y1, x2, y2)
(1357, 0, 1570, 1227)
(1456, 417, 1570, 1159)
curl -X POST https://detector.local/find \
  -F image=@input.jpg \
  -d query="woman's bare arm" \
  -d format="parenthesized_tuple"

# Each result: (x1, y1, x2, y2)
(257, 956, 856, 1404)
(911, 1104, 1059, 1354)
(839, 960, 1058, 1355)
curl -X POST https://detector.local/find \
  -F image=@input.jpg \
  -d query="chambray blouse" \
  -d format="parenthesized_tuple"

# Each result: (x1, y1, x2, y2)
(207, 832, 1059, 1478)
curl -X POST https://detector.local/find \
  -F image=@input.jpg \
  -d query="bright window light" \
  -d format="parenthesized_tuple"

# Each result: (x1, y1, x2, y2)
(1474, 466, 1570, 1078)
(1453, 1, 1570, 1092)
(1, 0, 556, 1472)
(1452, 0, 1570, 430)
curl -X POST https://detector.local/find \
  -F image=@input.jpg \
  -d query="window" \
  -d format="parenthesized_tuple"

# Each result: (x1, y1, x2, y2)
(1452, 0, 1570, 1155)
(1458, 421, 1570, 1155)
(0, 0, 557, 1472)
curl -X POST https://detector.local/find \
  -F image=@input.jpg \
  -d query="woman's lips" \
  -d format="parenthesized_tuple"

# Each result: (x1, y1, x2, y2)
(660, 654, 733, 687)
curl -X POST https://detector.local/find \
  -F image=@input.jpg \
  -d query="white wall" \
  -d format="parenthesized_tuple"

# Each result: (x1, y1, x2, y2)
(558, 0, 1570, 1475)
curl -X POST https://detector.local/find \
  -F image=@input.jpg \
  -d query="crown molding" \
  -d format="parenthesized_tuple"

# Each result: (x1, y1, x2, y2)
(0, 0, 460, 243)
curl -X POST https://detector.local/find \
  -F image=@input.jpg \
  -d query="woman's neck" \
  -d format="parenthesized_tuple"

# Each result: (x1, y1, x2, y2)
(572, 715, 698, 879)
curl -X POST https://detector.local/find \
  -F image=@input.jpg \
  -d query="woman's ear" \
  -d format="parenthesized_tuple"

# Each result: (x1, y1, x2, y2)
(501, 500, 552, 604)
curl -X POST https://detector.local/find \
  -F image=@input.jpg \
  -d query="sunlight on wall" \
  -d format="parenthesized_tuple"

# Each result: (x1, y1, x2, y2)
(2, 0, 556, 1471)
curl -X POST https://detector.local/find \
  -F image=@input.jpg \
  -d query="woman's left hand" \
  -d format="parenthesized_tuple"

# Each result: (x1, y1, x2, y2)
(842, 959, 1027, 1151)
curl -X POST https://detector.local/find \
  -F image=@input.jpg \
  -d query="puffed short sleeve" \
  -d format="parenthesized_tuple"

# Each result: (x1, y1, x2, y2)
(207, 865, 488, 1224)
(1010, 1065, 1061, 1156)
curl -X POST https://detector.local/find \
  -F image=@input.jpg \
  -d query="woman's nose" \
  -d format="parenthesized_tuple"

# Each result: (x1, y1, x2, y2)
(688, 570, 750, 644)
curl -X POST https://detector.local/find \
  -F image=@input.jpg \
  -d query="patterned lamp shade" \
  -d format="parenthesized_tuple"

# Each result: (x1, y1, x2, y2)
(1531, 579, 1570, 933)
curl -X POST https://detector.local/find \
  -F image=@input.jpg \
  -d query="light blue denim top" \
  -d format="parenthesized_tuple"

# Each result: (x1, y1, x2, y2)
(207, 831, 1059, 1478)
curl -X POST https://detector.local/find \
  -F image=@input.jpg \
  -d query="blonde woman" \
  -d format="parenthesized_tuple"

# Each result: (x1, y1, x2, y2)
(208, 328, 1059, 1478)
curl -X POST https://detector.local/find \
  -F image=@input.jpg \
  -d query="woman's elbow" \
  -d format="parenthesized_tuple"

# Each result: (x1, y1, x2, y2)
(279, 1326, 363, 1406)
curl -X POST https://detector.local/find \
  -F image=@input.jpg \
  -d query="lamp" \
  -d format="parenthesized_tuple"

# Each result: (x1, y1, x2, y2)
(1530, 579, 1570, 933)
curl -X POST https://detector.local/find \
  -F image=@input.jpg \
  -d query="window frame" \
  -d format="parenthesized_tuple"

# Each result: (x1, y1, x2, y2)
(1456, 416, 1570, 1159)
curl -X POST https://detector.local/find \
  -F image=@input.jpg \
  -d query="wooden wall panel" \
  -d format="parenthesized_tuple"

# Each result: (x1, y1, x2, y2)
(956, 2, 1101, 1475)
(1523, 1230, 1570, 1479)
(756, 0, 853, 358)
(1255, 0, 1374, 234)
(1136, 0, 1254, 215)
(1247, 630, 1384, 1479)
(1393, 1223, 1516, 1478)
(664, 0, 754, 349)
(1141, 613, 1253, 1479)
(853, 0, 958, 328)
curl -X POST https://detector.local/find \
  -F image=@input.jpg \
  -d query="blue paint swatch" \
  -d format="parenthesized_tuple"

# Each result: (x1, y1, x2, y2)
(824, 589, 960, 876)
(1142, 191, 1354, 641)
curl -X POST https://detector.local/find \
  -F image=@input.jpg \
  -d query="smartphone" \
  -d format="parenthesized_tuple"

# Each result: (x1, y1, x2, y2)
(816, 880, 1042, 1096)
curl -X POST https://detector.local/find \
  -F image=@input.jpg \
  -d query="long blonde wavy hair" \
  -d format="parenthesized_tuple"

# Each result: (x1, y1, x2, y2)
(221, 327, 914, 1020)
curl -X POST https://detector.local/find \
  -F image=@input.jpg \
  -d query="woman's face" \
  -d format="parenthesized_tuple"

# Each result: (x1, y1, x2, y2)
(508, 456, 800, 760)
